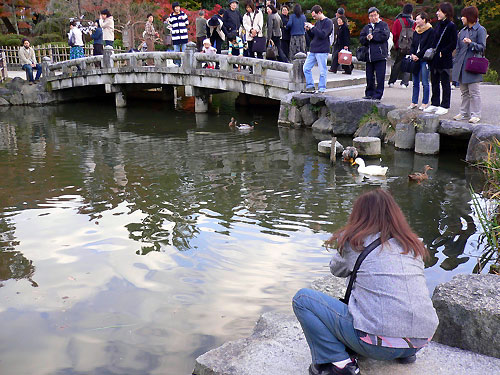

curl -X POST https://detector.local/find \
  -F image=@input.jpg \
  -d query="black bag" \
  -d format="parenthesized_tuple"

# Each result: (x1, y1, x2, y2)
(423, 24, 448, 62)
(252, 36, 266, 53)
(340, 238, 382, 304)
(266, 39, 277, 60)
(356, 46, 368, 62)
(401, 56, 420, 74)
(68, 32, 75, 47)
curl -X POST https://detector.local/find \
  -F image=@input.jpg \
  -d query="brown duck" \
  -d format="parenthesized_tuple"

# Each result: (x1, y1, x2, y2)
(408, 165, 433, 183)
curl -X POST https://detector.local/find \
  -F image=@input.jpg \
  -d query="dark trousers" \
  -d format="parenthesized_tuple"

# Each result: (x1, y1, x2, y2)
(388, 49, 410, 85)
(196, 36, 205, 52)
(330, 47, 353, 74)
(271, 37, 288, 63)
(248, 40, 263, 59)
(282, 39, 290, 59)
(22, 63, 42, 82)
(365, 60, 386, 99)
(93, 43, 103, 56)
(430, 68, 451, 109)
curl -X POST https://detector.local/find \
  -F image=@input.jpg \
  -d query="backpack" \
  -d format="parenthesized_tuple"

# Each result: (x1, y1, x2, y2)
(397, 18, 413, 54)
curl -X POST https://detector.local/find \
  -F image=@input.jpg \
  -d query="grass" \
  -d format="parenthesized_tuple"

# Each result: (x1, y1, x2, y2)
(470, 138, 500, 274)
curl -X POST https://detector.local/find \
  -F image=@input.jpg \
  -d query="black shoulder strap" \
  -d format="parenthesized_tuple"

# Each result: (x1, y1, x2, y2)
(341, 237, 382, 304)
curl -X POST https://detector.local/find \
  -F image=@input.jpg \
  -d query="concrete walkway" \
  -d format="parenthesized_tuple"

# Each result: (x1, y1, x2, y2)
(325, 82, 500, 126)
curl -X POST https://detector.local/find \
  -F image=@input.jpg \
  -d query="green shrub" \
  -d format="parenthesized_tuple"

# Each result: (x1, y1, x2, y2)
(32, 33, 64, 45)
(484, 68, 499, 85)
(113, 39, 124, 49)
(0, 33, 24, 46)
(155, 44, 168, 51)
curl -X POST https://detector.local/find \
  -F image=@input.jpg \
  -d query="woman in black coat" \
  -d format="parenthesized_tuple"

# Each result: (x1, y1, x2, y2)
(329, 16, 353, 74)
(408, 12, 435, 110)
(423, 2, 457, 116)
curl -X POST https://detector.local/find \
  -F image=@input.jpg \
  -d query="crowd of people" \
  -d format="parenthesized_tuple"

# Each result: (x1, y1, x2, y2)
(18, 2, 488, 122)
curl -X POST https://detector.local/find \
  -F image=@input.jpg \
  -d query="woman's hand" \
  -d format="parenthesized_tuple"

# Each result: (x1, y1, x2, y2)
(343, 46, 348, 50)
(463, 37, 472, 45)
(411, 54, 419, 61)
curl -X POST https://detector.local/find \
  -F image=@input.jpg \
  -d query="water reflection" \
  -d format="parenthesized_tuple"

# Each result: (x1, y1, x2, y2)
(0, 102, 486, 375)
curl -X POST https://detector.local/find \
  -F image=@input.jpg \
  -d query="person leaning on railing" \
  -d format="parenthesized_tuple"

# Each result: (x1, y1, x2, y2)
(19, 38, 42, 84)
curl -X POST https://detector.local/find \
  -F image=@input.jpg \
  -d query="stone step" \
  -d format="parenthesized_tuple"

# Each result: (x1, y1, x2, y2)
(193, 311, 500, 375)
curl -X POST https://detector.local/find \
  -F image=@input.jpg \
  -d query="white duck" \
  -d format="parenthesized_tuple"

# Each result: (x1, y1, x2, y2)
(353, 157, 388, 176)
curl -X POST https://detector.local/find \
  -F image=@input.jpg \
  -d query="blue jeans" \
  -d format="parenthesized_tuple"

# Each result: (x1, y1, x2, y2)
(173, 43, 187, 66)
(104, 40, 113, 47)
(303, 52, 328, 91)
(412, 61, 430, 105)
(22, 63, 42, 82)
(292, 288, 418, 364)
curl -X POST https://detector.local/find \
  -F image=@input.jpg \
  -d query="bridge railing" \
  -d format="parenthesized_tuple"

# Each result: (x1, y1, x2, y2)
(42, 43, 307, 92)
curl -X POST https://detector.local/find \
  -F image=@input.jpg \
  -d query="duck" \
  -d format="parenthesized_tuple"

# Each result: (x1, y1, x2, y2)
(236, 121, 258, 130)
(228, 117, 237, 128)
(353, 157, 388, 176)
(342, 146, 358, 164)
(408, 165, 433, 183)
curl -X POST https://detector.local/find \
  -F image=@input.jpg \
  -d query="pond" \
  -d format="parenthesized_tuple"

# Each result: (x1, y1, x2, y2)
(0, 96, 486, 375)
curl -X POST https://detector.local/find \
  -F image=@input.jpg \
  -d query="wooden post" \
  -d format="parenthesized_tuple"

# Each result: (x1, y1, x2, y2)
(330, 136, 337, 164)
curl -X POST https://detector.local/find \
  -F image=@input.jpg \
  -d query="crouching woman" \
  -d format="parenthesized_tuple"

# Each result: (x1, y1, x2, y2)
(293, 189, 438, 375)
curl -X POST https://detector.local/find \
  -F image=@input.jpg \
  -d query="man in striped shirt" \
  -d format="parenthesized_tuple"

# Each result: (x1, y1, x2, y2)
(168, 1, 189, 66)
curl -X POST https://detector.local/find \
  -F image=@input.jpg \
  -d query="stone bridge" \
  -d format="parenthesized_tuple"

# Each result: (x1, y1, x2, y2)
(41, 43, 307, 112)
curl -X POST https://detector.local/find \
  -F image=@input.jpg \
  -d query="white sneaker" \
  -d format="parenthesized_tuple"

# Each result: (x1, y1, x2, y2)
(434, 107, 449, 115)
(469, 117, 481, 124)
(453, 114, 469, 121)
(407, 104, 418, 109)
(388, 83, 394, 88)
(423, 105, 438, 113)
(419, 104, 428, 111)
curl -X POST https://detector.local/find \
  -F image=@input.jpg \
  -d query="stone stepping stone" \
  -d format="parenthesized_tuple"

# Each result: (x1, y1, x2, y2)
(353, 136, 381, 156)
(317, 140, 344, 155)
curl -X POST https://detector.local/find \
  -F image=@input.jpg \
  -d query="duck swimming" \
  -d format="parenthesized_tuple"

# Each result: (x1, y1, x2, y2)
(342, 146, 358, 164)
(409, 165, 432, 183)
(353, 157, 388, 176)
(236, 121, 258, 130)
(228, 117, 237, 128)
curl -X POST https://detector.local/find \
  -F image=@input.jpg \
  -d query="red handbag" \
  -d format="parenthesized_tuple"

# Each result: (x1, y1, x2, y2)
(465, 56, 489, 75)
(338, 50, 352, 65)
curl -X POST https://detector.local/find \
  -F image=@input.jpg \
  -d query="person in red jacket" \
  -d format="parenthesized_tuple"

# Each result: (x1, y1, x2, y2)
(388, 3, 414, 87)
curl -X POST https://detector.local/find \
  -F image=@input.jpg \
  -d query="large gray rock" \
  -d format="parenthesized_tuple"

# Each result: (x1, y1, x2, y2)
(415, 133, 440, 155)
(5, 77, 27, 91)
(311, 116, 333, 133)
(438, 120, 475, 138)
(193, 275, 500, 375)
(326, 97, 376, 136)
(301, 104, 318, 126)
(387, 108, 415, 126)
(376, 103, 397, 118)
(310, 95, 326, 105)
(417, 114, 440, 133)
(432, 274, 500, 358)
(466, 124, 500, 162)
(278, 103, 291, 125)
(288, 105, 303, 126)
(0, 97, 10, 106)
(395, 122, 416, 150)
(291, 93, 311, 106)
(353, 136, 381, 156)
(354, 122, 382, 138)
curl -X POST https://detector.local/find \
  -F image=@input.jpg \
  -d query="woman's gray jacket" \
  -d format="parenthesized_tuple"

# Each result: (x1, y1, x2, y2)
(267, 13, 282, 39)
(330, 233, 439, 339)
(452, 22, 487, 84)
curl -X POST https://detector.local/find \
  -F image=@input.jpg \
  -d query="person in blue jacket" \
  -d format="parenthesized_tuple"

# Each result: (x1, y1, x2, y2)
(302, 5, 333, 93)
(359, 7, 390, 100)
(91, 20, 104, 56)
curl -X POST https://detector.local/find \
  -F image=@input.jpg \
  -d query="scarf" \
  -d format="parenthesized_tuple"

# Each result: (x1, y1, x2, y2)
(415, 23, 432, 34)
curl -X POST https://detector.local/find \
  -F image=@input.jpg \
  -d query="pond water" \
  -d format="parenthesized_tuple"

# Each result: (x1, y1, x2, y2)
(0, 96, 486, 375)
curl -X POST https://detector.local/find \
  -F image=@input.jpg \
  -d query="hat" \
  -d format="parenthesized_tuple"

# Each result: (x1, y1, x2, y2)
(208, 15, 220, 26)
(203, 38, 211, 45)
(403, 3, 414, 14)
(337, 7, 345, 15)
(172, 2, 180, 8)
(229, 0, 238, 4)
(368, 7, 380, 14)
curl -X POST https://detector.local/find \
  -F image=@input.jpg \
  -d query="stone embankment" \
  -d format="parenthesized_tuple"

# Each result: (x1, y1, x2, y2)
(278, 92, 500, 162)
(0, 77, 55, 106)
(193, 274, 500, 375)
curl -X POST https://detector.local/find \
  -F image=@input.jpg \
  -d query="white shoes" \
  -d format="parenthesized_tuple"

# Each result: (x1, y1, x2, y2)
(388, 83, 394, 88)
(434, 107, 448, 115)
(419, 104, 428, 111)
(423, 105, 438, 113)
(453, 113, 469, 121)
(469, 117, 481, 124)
(408, 104, 418, 109)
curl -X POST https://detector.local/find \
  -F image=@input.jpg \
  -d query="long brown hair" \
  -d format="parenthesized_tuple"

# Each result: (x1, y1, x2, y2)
(325, 189, 428, 259)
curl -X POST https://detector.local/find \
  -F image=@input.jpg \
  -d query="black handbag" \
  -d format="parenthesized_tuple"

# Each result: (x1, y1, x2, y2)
(340, 237, 382, 304)
(401, 56, 420, 74)
(252, 36, 266, 53)
(266, 39, 277, 60)
(423, 24, 448, 62)
(356, 46, 368, 62)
